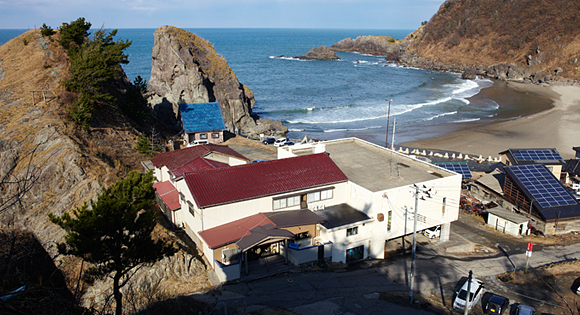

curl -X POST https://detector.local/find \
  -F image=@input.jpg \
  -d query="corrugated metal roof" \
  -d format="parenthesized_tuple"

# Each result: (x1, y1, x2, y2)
(199, 213, 273, 249)
(173, 157, 229, 178)
(199, 210, 322, 250)
(185, 153, 348, 209)
(152, 181, 180, 211)
(180, 102, 226, 133)
(150, 144, 249, 172)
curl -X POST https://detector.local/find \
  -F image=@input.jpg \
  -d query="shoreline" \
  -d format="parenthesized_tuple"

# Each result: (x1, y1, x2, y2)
(400, 81, 580, 159)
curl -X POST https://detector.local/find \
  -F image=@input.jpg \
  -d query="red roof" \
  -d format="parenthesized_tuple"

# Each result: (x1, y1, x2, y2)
(173, 157, 229, 178)
(153, 181, 180, 211)
(150, 144, 249, 172)
(184, 153, 348, 209)
(199, 213, 273, 249)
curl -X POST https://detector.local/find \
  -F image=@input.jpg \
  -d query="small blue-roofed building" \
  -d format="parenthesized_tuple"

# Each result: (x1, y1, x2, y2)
(180, 102, 226, 145)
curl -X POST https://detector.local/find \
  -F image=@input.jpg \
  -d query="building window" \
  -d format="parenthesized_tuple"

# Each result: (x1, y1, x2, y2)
(346, 227, 358, 237)
(273, 195, 300, 210)
(199, 133, 208, 139)
(346, 245, 364, 263)
(295, 231, 309, 240)
(387, 211, 392, 231)
(212, 133, 220, 138)
(188, 201, 195, 217)
(307, 189, 333, 203)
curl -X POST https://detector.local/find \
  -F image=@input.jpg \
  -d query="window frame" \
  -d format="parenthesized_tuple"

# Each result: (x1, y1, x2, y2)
(199, 133, 208, 139)
(346, 226, 358, 237)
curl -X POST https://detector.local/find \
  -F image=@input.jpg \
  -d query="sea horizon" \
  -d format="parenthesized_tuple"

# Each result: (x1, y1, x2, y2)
(0, 28, 553, 147)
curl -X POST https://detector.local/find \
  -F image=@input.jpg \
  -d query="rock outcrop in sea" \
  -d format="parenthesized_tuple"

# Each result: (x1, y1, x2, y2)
(276, 46, 340, 60)
(329, 35, 412, 60)
(148, 25, 287, 138)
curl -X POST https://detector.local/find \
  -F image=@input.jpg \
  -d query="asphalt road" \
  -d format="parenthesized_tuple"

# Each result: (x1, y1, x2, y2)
(192, 214, 580, 315)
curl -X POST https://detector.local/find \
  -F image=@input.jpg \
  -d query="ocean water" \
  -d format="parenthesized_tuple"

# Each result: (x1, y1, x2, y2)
(1, 28, 551, 146)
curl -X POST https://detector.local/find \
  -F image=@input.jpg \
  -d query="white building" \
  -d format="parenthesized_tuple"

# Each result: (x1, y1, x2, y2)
(152, 138, 462, 282)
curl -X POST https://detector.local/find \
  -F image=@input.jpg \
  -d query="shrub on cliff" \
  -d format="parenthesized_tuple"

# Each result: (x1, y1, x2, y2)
(40, 23, 55, 37)
(49, 171, 176, 315)
(63, 27, 131, 127)
(58, 17, 91, 50)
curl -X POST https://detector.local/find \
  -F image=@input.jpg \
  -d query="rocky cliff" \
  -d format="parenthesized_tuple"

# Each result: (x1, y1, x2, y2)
(148, 26, 287, 138)
(400, 0, 580, 83)
(329, 34, 414, 60)
(0, 30, 211, 313)
(328, 0, 580, 84)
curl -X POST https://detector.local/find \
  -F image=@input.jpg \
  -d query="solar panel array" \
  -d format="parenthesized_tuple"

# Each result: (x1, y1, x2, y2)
(435, 163, 472, 179)
(510, 164, 577, 208)
(513, 149, 562, 162)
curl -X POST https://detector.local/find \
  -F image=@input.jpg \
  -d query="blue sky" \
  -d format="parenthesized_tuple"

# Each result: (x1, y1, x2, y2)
(0, 0, 445, 29)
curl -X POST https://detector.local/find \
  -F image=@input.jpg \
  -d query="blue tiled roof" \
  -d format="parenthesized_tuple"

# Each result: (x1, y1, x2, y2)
(180, 102, 226, 133)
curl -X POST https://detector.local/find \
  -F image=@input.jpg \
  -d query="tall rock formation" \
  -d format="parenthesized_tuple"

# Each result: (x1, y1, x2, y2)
(148, 26, 287, 138)
(0, 30, 211, 313)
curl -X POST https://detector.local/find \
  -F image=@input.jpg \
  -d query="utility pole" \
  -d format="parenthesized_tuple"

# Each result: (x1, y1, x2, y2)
(464, 270, 472, 315)
(409, 184, 432, 304)
(391, 117, 396, 150)
(385, 99, 392, 148)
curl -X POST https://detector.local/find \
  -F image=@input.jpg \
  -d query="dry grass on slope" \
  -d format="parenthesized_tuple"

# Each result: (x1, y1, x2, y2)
(411, 0, 580, 80)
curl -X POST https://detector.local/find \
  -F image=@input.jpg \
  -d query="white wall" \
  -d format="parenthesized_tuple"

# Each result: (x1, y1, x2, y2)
(205, 151, 248, 166)
(197, 182, 349, 232)
(154, 166, 172, 183)
(319, 222, 372, 263)
(487, 213, 526, 236)
(345, 173, 461, 259)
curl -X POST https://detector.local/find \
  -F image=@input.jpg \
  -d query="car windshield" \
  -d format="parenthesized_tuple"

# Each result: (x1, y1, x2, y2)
(458, 289, 474, 301)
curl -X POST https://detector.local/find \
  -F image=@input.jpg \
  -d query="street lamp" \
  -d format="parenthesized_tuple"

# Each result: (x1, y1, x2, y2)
(386, 99, 392, 148)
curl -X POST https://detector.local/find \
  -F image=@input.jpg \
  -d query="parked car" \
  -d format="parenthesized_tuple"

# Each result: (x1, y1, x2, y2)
(453, 278, 484, 312)
(423, 225, 441, 239)
(274, 137, 289, 147)
(262, 137, 275, 145)
(485, 294, 510, 314)
(515, 304, 535, 315)
(283, 141, 295, 146)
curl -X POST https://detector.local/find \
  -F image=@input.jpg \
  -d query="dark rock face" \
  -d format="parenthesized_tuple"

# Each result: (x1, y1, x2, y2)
(398, 53, 570, 85)
(296, 46, 340, 60)
(329, 35, 410, 59)
(148, 26, 287, 139)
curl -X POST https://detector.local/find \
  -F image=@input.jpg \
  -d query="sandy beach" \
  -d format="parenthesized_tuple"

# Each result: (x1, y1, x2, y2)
(401, 82, 580, 159)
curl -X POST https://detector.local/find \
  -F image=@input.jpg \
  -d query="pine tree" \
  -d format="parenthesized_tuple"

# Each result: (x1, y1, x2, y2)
(49, 171, 175, 315)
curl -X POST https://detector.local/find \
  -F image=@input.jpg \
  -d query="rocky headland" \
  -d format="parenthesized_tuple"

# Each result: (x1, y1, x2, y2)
(329, 34, 414, 60)
(0, 29, 211, 313)
(329, 0, 580, 85)
(148, 25, 287, 138)
(275, 45, 340, 60)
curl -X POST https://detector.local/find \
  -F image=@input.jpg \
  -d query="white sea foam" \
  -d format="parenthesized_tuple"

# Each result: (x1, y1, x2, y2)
(323, 126, 383, 133)
(422, 111, 458, 121)
(288, 128, 305, 132)
(269, 56, 307, 61)
(451, 118, 481, 123)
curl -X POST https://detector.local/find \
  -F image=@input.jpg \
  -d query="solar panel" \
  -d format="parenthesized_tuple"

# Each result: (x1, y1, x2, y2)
(513, 149, 562, 162)
(435, 163, 472, 179)
(510, 164, 577, 208)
